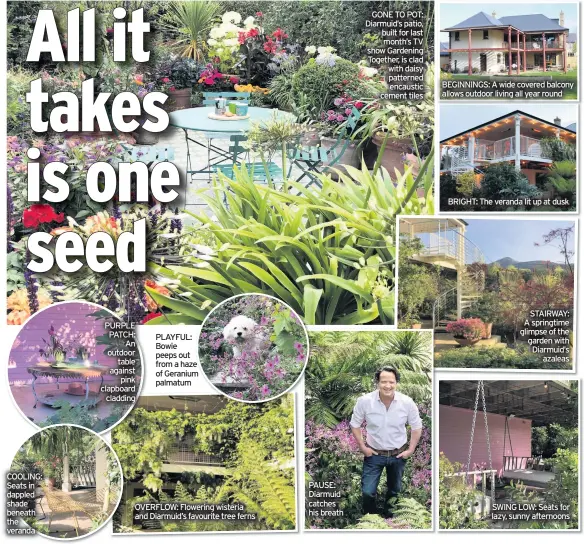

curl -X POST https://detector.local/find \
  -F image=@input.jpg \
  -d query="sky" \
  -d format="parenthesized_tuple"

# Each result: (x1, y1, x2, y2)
(440, 2, 579, 35)
(464, 220, 576, 263)
(439, 104, 578, 140)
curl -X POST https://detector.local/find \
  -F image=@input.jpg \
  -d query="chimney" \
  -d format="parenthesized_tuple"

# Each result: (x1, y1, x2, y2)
(560, 10, 565, 27)
(492, 11, 497, 19)
(554, 116, 562, 126)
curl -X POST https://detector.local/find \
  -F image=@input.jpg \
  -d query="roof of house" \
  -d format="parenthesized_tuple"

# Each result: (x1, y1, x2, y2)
(444, 11, 568, 33)
(499, 14, 567, 32)
(441, 109, 577, 143)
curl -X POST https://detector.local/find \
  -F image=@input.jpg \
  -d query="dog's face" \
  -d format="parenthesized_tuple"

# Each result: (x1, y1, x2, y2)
(223, 315, 258, 343)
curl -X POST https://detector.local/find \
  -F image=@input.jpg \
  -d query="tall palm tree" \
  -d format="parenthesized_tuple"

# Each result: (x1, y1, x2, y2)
(163, 1, 221, 61)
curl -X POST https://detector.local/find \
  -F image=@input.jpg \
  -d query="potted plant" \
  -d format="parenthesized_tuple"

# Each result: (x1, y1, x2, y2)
(446, 318, 486, 347)
(39, 325, 67, 363)
(157, 57, 201, 110)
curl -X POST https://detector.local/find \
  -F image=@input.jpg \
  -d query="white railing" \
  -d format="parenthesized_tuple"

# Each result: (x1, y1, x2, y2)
(413, 225, 485, 267)
(520, 136, 550, 159)
(470, 136, 550, 162)
(444, 470, 497, 516)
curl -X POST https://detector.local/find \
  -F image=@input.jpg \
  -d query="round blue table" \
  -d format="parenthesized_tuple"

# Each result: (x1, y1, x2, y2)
(168, 107, 294, 180)
(169, 106, 293, 133)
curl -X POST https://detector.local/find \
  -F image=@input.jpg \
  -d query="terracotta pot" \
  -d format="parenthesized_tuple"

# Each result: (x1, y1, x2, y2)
(453, 336, 481, 347)
(300, 129, 321, 147)
(412, 323, 422, 329)
(167, 88, 192, 111)
(482, 322, 493, 339)
(45, 477, 56, 490)
(372, 133, 411, 175)
(320, 136, 360, 178)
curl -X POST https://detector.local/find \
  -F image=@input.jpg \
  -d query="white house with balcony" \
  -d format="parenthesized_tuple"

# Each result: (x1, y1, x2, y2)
(442, 11, 571, 75)
(399, 217, 485, 331)
(440, 110, 577, 185)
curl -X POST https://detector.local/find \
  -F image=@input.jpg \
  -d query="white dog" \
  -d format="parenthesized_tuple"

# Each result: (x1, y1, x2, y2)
(223, 315, 268, 357)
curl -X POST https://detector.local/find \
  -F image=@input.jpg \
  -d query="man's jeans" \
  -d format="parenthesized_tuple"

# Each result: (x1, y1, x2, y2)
(361, 454, 406, 515)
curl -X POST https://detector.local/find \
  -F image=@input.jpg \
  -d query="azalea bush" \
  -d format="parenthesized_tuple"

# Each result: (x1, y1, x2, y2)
(446, 318, 485, 341)
(145, 150, 434, 326)
(198, 295, 307, 401)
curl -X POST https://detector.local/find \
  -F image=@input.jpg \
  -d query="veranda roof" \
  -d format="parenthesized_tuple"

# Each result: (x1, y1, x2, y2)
(439, 380, 577, 427)
(443, 11, 568, 33)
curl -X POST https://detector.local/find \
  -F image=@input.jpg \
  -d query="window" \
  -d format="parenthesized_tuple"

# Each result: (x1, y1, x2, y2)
(454, 31, 460, 41)
(483, 30, 489, 40)
(497, 54, 501, 63)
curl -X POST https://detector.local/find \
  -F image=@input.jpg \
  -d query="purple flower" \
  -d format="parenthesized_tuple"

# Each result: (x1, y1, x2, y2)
(333, 97, 344, 106)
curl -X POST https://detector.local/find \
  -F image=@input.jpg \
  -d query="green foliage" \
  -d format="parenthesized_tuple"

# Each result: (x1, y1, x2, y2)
(455, 170, 477, 196)
(147, 155, 434, 326)
(7, 67, 35, 137)
(479, 163, 541, 209)
(113, 397, 295, 532)
(547, 448, 579, 529)
(306, 331, 432, 426)
(397, 236, 439, 324)
(439, 454, 489, 529)
(546, 160, 576, 209)
(162, 1, 222, 60)
(540, 138, 577, 162)
(291, 58, 361, 116)
(390, 497, 432, 529)
(463, 292, 501, 323)
(435, 346, 569, 370)
(346, 513, 391, 529)
(39, 401, 127, 433)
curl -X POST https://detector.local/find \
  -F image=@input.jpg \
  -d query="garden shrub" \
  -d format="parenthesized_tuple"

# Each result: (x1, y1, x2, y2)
(547, 448, 579, 529)
(291, 58, 361, 116)
(540, 138, 577, 162)
(477, 163, 541, 210)
(455, 170, 477, 196)
(435, 346, 569, 370)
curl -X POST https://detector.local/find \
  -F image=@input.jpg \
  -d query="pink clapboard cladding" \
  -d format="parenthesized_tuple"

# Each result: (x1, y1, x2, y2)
(439, 404, 532, 473)
(8, 303, 118, 385)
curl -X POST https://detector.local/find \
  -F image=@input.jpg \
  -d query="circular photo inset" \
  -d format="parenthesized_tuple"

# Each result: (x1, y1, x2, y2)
(198, 294, 309, 402)
(8, 301, 142, 433)
(9, 424, 123, 539)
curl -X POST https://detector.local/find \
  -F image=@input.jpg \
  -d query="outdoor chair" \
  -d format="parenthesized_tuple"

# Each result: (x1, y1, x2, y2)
(212, 134, 283, 186)
(39, 483, 83, 536)
(287, 106, 361, 188)
(201, 92, 251, 181)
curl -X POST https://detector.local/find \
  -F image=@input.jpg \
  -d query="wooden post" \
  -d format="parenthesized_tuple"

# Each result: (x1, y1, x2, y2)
(508, 27, 512, 75)
(542, 32, 546, 71)
(468, 29, 472, 75)
(517, 32, 520, 74)
(523, 34, 527, 72)
(564, 31, 568, 72)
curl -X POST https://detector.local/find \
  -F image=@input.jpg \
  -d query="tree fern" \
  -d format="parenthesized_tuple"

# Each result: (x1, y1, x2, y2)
(392, 497, 431, 529)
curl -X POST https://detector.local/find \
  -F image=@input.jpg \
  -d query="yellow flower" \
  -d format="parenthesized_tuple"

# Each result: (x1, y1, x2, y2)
(7, 288, 53, 313)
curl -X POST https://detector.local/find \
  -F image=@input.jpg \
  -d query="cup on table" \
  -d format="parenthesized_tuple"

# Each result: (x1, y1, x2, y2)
(228, 102, 238, 114)
(235, 102, 249, 116)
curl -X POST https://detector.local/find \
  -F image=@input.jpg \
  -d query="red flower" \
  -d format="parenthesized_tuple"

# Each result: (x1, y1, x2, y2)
(161, 77, 170, 83)
(169, 86, 176, 91)
(142, 312, 162, 324)
(23, 204, 65, 229)
(229, 76, 239, 84)
(255, 11, 263, 17)
(354, 101, 364, 109)
(238, 31, 247, 44)
(272, 28, 288, 41)
(204, 77, 215, 85)
(263, 38, 276, 54)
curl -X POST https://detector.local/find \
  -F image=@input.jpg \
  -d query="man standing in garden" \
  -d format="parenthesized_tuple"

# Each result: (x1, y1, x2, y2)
(350, 366, 423, 516)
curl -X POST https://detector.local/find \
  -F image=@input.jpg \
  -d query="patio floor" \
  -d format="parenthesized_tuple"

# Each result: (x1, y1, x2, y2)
(152, 126, 308, 223)
(11, 383, 118, 426)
